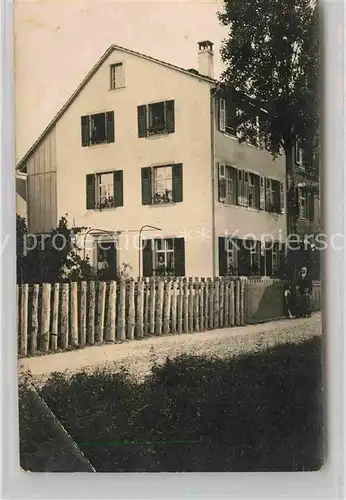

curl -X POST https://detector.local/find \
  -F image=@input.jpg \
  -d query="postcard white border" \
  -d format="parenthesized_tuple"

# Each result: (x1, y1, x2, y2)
(1, 0, 344, 498)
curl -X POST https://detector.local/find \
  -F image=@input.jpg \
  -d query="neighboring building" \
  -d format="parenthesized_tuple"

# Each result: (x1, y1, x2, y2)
(17, 41, 296, 279)
(16, 172, 27, 219)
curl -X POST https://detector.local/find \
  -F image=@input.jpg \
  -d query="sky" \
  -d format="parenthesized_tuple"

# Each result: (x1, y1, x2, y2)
(14, 0, 227, 162)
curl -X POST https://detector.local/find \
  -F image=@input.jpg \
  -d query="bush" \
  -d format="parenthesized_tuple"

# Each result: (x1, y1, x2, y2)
(37, 336, 323, 472)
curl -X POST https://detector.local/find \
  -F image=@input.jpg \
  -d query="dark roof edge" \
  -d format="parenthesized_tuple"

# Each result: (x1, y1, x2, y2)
(16, 44, 216, 169)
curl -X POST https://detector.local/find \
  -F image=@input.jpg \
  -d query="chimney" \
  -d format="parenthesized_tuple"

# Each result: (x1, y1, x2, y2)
(197, 40, 214, 78)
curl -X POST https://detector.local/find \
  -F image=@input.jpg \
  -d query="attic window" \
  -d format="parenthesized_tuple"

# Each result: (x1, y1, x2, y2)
(110, 63, 125, 90)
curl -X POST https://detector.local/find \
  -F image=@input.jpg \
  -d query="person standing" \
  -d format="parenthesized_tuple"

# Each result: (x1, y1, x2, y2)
(296, 266, 313, 317)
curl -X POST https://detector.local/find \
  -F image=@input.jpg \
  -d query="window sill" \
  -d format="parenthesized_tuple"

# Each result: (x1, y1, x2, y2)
(145, 132, 173, 140)
(109, 86, 126, 91)
(83, 142, 113, 149)
(148, 202, 177, 208)
(220, 201, 284, 216)
(88, 206, 121, 212)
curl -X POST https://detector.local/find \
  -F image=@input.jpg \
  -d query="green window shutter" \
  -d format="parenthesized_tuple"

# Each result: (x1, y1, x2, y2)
(141, 167, 152, 205)
(106, 111, 115, 143)
(174, 238, 185, 276)
(218, 237, 226, 277)
(113, 170, 123, 207)
(81, 115, 90, 147)
(86, 174, 96, 209)
(137, 105, 147, 138)
(172, 163, 183, 202)
(259, 175, 265, 210)
(142, 239, 153, 277)
(165, 100, 175, 133)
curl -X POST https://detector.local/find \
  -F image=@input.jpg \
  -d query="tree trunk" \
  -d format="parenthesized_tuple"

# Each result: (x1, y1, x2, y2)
(285, 146, 298, 283)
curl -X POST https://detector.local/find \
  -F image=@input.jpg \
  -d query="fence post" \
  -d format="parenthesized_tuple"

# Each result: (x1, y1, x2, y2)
(213, 278, 219, 329)
(61, 283, 69, 349)
(106, 280, 117, 342)
(240, 279, 245, 325)
(51, 283, 60, 350)
(229, 280, 235, 327)
(163, 279, 171, 335)
(40, 283, 51, 353)
(177, 278, 183, 334)
(127, 279, 135, 340)
(188, 278, 194, 333)
(30, 284, 39, 354)
(183, 278, 189, 333)
(136, 280, 144, 339)
(117, 279, 126, 341)
(171, 279, 177, 334)
(155, 280, 164, 335)
(219, 278, 225, 328)
(80, 281, 87, 346)
(149, 278, 156, 335)
(144, 278, 150, 336)
(235, 280, 241, 326)
(200, 278, 205, 331)
(224, 280, 229, 327)
(194, 278, 200, 332)
(96, 281, 106, 342)
(20, 284, 28, 356)
(88, 281, 95, 344)
(70, 282, 78, 347)
(206, 278, 212, 329)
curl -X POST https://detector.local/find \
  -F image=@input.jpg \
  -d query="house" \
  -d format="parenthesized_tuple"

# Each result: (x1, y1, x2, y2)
(16, 172, 27, 219)
(17, 40, 301, 279)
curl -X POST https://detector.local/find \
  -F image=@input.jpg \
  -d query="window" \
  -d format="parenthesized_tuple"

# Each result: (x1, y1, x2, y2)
(249, 240, 261, 275)
(225, 237, 238, 275)
(247, 173, 260, 209)
(264, 241, 281, 277)
(81, 111, 115, 146)
(142, 237, 185, 277)
(86, 170, 123, 210)
(95, 237, 117, 280)
(246, 116, 260, 147)
(294, 143, 303, 166)
(265, 178, 280, 213)
(110, 63, 125, 90)
(218, 164, 237, 205)
(141, 163, 183, 205)
(137, 100, 175, 137)
(298, 186, 307, 219)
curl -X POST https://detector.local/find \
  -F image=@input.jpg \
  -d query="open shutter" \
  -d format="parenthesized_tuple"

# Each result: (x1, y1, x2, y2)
(113, 170, 123, 207)
(165, 100, 175, 133)
(142, 239, 153, 277)
(308, 191, 315, 221)
(218, 163, 226, 202)
(280, 181, 285, 213)
(243, 172, 249, 207)
(174, 238, 185, 277)
(218, 237, 226, 277)
(259, 176, 265, 210)
(106, 111, 115, 143)
(141, 167, 152, 205)
(86, 174, 96, 209)
(172, 163, 183, 202)
(272, 180, 280, 213)
(295, 187, 300, 218)
(219, 98, 226, 132)
(260, 242, 266, 276)
(265, 244, 273, 276)
(137, 105, 147, 138)
(81, 115, 90, 147)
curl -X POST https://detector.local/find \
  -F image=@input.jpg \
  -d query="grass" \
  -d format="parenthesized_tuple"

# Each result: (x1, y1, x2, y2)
(22, 335, 323, 472)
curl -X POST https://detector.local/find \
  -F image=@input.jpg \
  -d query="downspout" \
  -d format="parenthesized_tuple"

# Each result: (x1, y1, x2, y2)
(210, 87, 217, 278)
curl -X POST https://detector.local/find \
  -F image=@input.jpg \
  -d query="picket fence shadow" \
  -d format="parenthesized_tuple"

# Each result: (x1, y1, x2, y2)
(17, 278, 321, 357)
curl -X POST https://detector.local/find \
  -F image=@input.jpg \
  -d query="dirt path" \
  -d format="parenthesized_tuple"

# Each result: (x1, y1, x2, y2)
(19, 313, 322, 382)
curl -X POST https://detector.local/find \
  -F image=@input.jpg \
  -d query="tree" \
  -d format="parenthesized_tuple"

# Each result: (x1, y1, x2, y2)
(218, 0, 319, 236)
(16, 215, 96, 284)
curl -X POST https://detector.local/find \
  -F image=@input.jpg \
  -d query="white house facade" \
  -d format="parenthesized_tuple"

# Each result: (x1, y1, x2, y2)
(17, 41, 289, 279)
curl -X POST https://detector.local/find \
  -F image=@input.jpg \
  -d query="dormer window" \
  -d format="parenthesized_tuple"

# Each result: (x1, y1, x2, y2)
(110, 63, 125, 90)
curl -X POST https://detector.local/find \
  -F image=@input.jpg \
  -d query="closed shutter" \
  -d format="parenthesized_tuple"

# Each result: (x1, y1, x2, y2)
(106, 111, 115, 143)
(113, 170, 123, 207)
(174, 238, 185, 276)
(81, 115, 90, 147)
(266, 245, 273, 276)
(172, 163, 183, 202)
(142, 239, 153, 277)
(280, 181, 285, 213)
(165, 100, 175, 133)
(218, 237, 226, 277)
(137, 105, 147, 138)
(259, 176, 265, 210)
(218, 163, 226, 202)
(86, 174, 96, 209)
(141, 167, 152, 205)
(219, 98, 226, 132)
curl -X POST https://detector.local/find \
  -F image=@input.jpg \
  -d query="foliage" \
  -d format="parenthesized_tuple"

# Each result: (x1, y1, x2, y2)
(218, 0, 320, 233)
(36, 336, 323, 472)
(16, 214, 96, 284)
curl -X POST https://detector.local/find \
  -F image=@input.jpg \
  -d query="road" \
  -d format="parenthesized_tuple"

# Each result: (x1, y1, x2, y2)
(19, 313, 322, 383)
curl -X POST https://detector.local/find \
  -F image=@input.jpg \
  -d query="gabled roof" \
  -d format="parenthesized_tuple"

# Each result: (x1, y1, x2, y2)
(16, 43, 216, 170)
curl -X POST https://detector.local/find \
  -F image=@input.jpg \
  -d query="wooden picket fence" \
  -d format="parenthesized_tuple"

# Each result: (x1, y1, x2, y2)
(17, 278, 321, 357)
